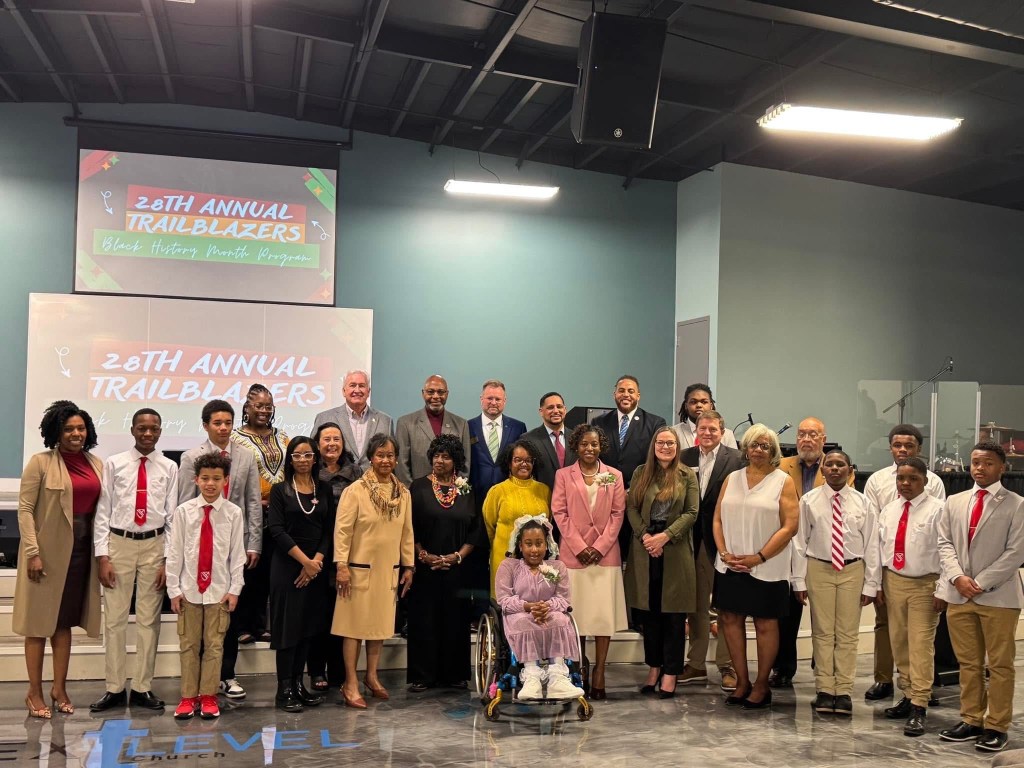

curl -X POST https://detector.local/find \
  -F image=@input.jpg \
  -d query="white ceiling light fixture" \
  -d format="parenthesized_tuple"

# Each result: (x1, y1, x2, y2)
(443, 179, 559, 200)
(757, 103, 963, 141)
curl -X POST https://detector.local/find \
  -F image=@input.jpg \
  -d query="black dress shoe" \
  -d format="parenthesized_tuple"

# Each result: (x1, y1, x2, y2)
(975, 730, 1009, 752)
(294, 679, 325, 707)
(884, 696, 912, 719)
(813, 692, 835, 713)
(865, 681, 893, 700)
(939, 721, 985, 742)
(768, 673, 793, 689)
(724, 684, 752, 707)
(129, 690, 165, 710)
(928, 694, 940, 706)
(833, 695, 853, 715)
(275, 682, 303, 713)
(903, 706, 926, 737)
(90, 690, 127, 712)
(742, 690, 772, 710)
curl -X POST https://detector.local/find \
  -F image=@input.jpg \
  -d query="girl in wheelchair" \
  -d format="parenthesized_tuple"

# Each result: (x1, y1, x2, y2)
(495, 515, 585, 700)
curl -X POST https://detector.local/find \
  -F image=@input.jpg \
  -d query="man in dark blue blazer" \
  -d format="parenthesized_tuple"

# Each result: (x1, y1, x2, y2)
(591, 374, 666, 560)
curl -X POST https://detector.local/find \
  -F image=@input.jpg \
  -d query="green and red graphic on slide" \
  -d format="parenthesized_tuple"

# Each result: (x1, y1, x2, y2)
(75, 149, 338, 305)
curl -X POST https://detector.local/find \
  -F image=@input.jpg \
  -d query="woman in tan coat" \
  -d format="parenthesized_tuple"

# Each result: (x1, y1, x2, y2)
(15, 401, 104, 718)
(333, 433, 414, 709)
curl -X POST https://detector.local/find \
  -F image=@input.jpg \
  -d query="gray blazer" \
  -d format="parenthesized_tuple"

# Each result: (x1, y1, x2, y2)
(394, 408, 471, 486)
(177, 442, 263, 553)
(936, 486, 1024, 609)
(311, 405, 393, 472)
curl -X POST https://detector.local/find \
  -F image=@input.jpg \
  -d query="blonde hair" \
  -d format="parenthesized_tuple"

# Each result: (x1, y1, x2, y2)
(740, 423, 782, 467)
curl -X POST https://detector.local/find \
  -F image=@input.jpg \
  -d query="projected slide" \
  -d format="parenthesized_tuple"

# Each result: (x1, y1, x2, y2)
(75, 150, 338, 305)
(24, 293, 371, 463)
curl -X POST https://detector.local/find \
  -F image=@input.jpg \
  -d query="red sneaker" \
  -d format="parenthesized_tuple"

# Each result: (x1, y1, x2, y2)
(174, 697, 198, 720)
(199, 694, 220, 719)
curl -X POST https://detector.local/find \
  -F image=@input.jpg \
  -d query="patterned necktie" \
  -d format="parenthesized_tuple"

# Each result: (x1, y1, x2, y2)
(830, 492, 844, 571)
(619, 413, 629, 446)
(197, 505, 214, 593)
(968, 489, 988, 545)
(486, 421, 500, 462)
(220, 449, 230, 499)
(893, 500, 910, 571)
(135, 456, 148, 526)
(552, 430, 565, 466)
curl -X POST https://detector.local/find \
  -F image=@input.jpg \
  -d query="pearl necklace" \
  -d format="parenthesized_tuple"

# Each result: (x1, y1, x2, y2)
(293, 478, 318, 515)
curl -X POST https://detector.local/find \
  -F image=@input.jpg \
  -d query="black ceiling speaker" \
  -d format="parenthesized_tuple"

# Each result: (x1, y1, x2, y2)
(570, 12, 668, 149)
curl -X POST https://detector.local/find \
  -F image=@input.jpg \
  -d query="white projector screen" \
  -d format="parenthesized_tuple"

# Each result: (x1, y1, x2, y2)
(74, 149, 338, 305)
(24, 293, 371, 463)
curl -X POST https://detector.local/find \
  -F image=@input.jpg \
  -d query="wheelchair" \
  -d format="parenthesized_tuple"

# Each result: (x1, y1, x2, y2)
(474, 599, 594, 722)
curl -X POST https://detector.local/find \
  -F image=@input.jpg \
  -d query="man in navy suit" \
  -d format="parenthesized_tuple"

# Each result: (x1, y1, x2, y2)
(591, 374, 666, 559)
(468, 379, 527, 503)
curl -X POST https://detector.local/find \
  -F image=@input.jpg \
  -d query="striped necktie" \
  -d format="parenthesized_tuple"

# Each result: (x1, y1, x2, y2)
(486, 421, 500, 462)
(830, 492, 844, 571)
(618, 413, 629, 446)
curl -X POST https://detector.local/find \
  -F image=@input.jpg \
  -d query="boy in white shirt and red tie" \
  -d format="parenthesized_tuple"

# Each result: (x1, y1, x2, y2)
(166, 452, 245, 720)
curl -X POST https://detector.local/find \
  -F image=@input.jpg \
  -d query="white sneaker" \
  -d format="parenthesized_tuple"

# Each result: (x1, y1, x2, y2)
(219, 679, 246, 700)
(518, 665, 545, 700)
(545, 672, 585, 699)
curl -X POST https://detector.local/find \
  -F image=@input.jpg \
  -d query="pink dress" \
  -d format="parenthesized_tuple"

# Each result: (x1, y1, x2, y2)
(495, 558, 577, 662)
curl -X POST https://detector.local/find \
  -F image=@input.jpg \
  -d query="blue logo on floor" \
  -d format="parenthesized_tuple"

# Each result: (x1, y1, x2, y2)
(83, 719, 359, 766)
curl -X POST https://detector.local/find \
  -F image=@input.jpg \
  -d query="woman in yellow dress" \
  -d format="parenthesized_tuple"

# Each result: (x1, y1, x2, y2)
(483, 438, 550, 596)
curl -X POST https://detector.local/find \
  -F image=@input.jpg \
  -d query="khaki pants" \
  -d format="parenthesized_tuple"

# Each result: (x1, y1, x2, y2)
(872, 599, 894, 684)
(687, 541, 731, 672)
(883, 569, 939, 707)
(947, 601, 1020, 734)
(102, 532, 166, 694)
(806, 558, 864, 696)
(179, 600, 230, 698)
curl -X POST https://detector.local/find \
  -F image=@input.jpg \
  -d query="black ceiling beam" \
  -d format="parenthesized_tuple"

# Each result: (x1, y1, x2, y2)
(254, 5, 360, 46)
(139, 0, 175, 101)
(430, 0, 540, 150)
(3, 0, 75, 104)
(79, 14, 123, 103)
(339, 0, 391, 129)
(517, 90, 572, 168)
(0, 46, 21, 101)
(478, 78, 542, 151)
(691, 0, 1024, 70)
(240, 0, 255, 111)
(295, 37, 312, 120)
(27, 0, 140, 14)
(389, 59, 430, 136)
(646, 0, 691, 24)
(630, 31, 847, 187)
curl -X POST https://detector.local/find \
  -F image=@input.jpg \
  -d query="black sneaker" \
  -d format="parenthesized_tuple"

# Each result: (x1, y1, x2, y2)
(813, 692, 835, 713)
(833, 695, 853, 715)
(903, 706, 926, 737)
(885, 696, 912, 719)
(864, 681, 893, 700)
(939, 721, 984, 742)
(975, 730, 1009, 752)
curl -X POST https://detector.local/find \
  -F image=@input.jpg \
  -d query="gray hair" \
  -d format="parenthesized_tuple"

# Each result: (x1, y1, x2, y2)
(343, 369, 371, 387)
(740, 423, 782, 468)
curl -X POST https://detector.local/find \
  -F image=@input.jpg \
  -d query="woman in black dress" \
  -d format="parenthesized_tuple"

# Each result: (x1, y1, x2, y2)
(306, 422, 360, 692)
(406, 434, 480, 692)
(268, 436, 334, 712)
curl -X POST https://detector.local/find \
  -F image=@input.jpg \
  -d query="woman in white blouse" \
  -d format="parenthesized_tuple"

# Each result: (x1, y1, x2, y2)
(712, 424, 799, 709)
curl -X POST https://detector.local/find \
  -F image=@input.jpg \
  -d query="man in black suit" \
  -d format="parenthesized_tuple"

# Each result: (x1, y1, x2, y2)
(522, 392, 576, 492)
(591, 374, 666, 559)
(678, 409, 744, 692)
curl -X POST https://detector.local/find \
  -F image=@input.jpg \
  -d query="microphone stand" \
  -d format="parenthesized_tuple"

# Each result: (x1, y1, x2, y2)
(733, 413, 753, 436)
(881, 357, 954, 424)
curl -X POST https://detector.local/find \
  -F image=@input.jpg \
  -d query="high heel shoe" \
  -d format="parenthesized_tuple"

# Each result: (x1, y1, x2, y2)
(50, 689, 74, 715)
(639, 668, 661, 694)
(25, 695, 51, 720)
(362, 677, 389, 701)
(725, 683, 752, 707)
(658, 675, 677, 699)
(340, 688, 367, 709)
(742, 690, 772, 710)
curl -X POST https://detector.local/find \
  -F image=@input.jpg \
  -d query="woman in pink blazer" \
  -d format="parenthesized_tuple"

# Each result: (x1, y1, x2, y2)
(551, 424, 628, 699)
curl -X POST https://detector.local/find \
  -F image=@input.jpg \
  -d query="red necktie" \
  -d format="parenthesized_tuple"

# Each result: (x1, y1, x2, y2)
(553, 430, 565, 466)
(197, 505, 213, 593)
(831, 493, 844, 571)
(220, 450, 230, 499)
(134, 456, 148, 526)
(968, 489, 988, 545)
(893, 500, 910, 571)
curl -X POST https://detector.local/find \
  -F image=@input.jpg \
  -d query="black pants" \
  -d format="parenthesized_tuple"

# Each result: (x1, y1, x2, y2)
(307, 632, 345, 686)
(276, 638, 310, 683)
(773, 588, 803, 677)
(407, 567, 471, 685)
(639, 555, 686, 675)
(236, 532, 272, 636)
(220, 608, 243, 681)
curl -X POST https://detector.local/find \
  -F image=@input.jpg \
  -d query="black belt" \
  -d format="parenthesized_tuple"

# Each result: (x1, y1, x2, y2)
(110, 526, 164, 540)
(812, 556, 862, 565)
(347, 563, 401, 569)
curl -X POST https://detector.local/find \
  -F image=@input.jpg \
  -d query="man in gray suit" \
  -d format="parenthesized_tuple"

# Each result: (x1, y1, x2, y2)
(394, 374, 471, 486)
(311, 369, 392, 472)
(176, 399, 262, 702)
(936, 442, 1024, 753)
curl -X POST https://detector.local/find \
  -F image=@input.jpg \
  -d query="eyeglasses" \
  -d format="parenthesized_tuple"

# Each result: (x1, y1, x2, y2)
(797, 430, 821, 440)
(748, 442, 773, 452)
(250, 403, 274, 412)
(511, 457, 534, 465)
(423, 389, 448, 396)
(654, 441, 677, 448)
(292, 452, 315, 460)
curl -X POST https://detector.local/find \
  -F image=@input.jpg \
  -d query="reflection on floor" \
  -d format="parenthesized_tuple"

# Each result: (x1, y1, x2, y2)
(1, 650, 1021, 767)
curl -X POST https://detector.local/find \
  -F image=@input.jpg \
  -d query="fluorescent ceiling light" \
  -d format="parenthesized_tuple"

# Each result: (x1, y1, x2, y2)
(757, 103, 962, 141)
(443, 180, 559, 199)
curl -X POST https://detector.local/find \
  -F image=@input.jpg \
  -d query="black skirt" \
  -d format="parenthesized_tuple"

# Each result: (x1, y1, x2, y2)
(56, 515, 93, 630)
(713, 568, 790, 619)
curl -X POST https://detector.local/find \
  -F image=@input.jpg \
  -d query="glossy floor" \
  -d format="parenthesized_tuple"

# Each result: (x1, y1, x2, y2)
(2, 652, 1021, 767)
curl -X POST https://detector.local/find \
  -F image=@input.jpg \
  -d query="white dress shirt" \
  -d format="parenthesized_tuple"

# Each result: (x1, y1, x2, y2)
(672, 419, 739, 450)
(864, 463, 946, 511)
(791, 484, 881, 596)
(165, 495, 245, 604)
(94, 448, 179, 558)
(878, 492, 944, 580)
(965, 481, 1004, 534)
(697, 443, 720, 500)
(346, 404, 372, 457)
